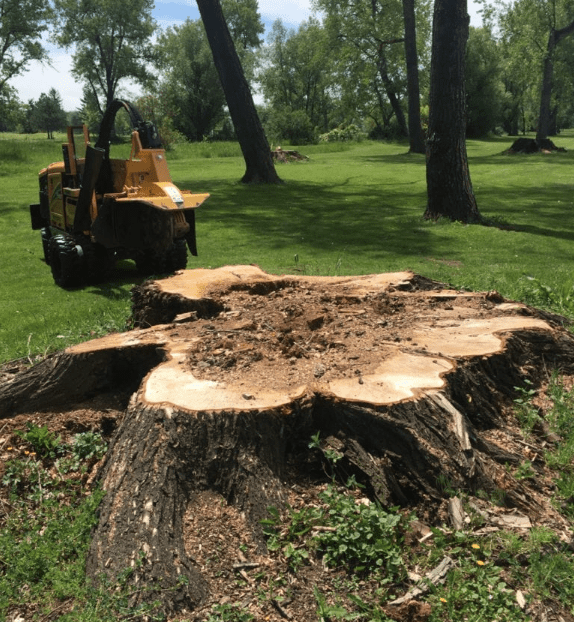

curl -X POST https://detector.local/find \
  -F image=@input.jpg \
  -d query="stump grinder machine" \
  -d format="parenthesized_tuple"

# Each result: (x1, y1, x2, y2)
(29, 99, 209, 288)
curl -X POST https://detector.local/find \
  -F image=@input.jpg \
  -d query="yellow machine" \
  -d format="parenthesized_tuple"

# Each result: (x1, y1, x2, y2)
(30, 100, 209, 287)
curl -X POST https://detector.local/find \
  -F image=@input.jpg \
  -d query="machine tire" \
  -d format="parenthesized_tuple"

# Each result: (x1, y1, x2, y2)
(49, 235, 83, 288)
(81, 238, 114, 283)
(164, 239, 188, 272)
(41, 227, 51, 264)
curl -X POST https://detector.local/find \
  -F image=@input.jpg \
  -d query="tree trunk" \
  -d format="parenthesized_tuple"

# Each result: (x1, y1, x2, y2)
(424, 0, 480, 223)
(536, 33, 556, 142)
(403, 0, 425, 154)
(536, 20, 574, 141)
(377, 52, 409, 138)
(3, 266, 574, 617)
(196, 0, 282, 184)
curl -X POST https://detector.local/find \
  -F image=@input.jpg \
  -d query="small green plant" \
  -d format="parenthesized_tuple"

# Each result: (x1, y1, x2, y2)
(15, 422, 62, 458)
(513, 380, 541, 436)
(205, 602, 255, 622)
(435, 473, 457, 497)
(261, 504, 320, 571)
(314, 587, 359, 621)
(308, 431, 344, 478)
(520, 275, 574, 319)
(263, 435, 405, 577)
(72, 430, 108, 461)
(315, 488, 404, 576)
(514, 459, 536, 480)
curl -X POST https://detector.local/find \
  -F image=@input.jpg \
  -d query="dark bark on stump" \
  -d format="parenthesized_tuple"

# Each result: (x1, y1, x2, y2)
(425, 0, 480, 223)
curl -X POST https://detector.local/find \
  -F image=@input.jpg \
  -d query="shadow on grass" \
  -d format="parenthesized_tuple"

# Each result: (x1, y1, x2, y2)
(188, 177, 438, 262)
(477, 182, 574, 243)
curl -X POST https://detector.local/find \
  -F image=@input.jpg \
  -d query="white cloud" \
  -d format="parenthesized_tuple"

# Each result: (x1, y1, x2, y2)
(257, 0, 313, 26)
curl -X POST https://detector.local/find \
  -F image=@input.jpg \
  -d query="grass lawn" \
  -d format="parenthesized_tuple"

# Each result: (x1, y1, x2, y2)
(2, 132, 574, 363)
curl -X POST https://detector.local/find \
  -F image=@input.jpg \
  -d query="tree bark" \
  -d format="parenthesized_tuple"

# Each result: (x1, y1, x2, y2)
(4, 266, 574, 616)
(536, 20, 574, 141)
(424, 0, 480, 223)
(402, 0, 425, 154)
(377, 51, 409, 138)
(196, 0, 282, 184)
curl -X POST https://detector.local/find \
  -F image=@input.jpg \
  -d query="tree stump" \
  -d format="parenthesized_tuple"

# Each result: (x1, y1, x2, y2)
(2, 265, 574, 616)
(505, 137, 567, 154)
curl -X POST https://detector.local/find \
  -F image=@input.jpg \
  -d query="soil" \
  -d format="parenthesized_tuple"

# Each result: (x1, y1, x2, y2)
(182, 285, 520, 392)
(2, 268, 574, 622)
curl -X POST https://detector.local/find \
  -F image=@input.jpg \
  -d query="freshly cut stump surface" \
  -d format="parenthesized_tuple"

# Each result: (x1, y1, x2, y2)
(3, 265, 574, 617)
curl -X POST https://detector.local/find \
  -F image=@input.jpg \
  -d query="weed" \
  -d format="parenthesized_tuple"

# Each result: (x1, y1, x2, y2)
(261, 504, 320, 571)
(520, 275, 574, 320)
(428, 558, 523, 622)
(435, 473, 457, 497)
(72, 431, 108, 462)
(205, 602, 254, 622)
(308, 431, 344, 478)
(315, 488, 404, 576)
(15, 421, 62, 458)
(514, 460, 536, 480)
(513, 380, 541, 436)
(315, 587, 360, 621)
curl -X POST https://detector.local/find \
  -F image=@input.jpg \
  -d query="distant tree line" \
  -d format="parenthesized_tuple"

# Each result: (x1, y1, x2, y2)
(1, 0, 574, 144)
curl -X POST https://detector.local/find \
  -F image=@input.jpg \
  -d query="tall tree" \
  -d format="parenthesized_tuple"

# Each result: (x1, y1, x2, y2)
(196, 0, 281, 184)
(32, 88, 68, 138)
(260, 19, 336, 143)
(157, 20, 227, 142)
(0, 0, 51, 91)
(156, 0, 264, 142)
(537, 17, 574, 140)
(402, 0, 425, 152)
(495, 0, 574, 139)
(315, 0, 431, 140)
(52, 0, 156, 114)
(425, 0, 480, 223)
(465, 26, 505, 137)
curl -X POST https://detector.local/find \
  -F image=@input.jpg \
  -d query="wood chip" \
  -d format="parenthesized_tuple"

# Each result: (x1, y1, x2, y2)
(448, 497, 465, 531)
(516, 589, 526, 609)
(389, 556, 454, 605)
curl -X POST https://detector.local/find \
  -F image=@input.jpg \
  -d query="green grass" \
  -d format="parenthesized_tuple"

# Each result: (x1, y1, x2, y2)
(2, 131, 574, 363)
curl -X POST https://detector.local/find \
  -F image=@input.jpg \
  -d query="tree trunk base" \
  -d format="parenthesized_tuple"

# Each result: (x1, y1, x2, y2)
(506, 138, 567, 154)
(3, 265, 574, 616)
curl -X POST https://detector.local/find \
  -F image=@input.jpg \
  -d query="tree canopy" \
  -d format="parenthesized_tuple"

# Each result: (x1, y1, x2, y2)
(0, 0, 51, 92)
(52, 0, 156, 114)
(3, 0, 574, 145)
(30, 88, 68, 139)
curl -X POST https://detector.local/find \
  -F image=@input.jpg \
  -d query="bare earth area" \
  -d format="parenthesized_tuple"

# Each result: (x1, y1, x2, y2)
(2, 266, 574, 621)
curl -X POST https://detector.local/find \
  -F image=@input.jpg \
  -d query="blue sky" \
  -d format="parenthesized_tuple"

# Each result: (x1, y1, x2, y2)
(10, 0, 483, 112)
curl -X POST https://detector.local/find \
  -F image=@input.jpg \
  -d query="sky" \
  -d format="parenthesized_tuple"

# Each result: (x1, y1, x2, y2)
(9, 0, 484, 113)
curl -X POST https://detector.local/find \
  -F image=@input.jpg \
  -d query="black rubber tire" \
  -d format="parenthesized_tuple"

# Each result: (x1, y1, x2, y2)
(81, 238, 114, 283)
(49, 235, 83, 288)
(40, 227, 51, 265)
